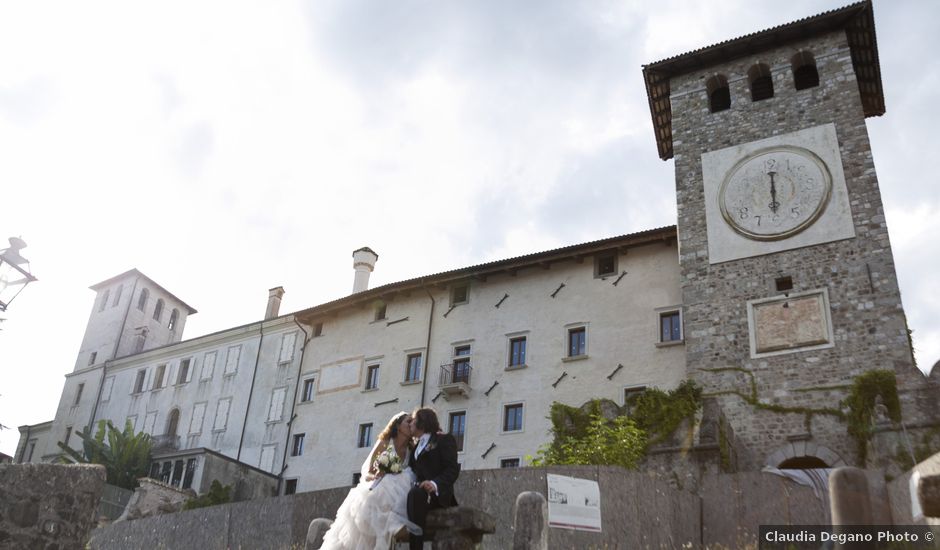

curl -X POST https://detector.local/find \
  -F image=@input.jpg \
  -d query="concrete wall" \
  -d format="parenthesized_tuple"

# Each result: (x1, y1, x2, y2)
(0, 463, 106, 549)
(90, 486, 349, 550)
(458, 465, 700, 549)
(88, 467, 846, 549)
(200, 449, 279, 500)
(91, 466, 698, 549)
(700, 470, 891, 549)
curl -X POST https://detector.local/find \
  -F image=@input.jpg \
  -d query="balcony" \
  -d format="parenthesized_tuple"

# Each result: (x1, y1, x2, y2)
(439, 361, 472, 400)
(151, 434, 181, 452)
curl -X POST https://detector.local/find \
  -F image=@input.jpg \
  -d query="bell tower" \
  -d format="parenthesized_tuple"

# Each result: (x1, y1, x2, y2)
(642, 1, 928, 469)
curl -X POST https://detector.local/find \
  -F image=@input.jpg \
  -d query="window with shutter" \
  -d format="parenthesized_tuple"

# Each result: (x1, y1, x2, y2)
(260, 444, 277, 473)
(224, 346, 240, 376)
(279, 332, 296, 363)
(190, 402, 206, 434)
(214, 398, 231, 431)
(268, 387, 287, 422)
(201, 352, 216, 380)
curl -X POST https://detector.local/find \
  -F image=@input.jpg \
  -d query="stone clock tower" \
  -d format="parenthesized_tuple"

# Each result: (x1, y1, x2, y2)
(643, 1, 936, 470)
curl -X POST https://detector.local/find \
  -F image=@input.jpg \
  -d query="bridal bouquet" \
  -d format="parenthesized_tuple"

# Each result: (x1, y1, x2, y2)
(370, 447, 404, 490)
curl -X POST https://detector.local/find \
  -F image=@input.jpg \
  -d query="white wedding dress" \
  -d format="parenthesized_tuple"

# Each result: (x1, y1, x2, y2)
(320, 441, 421, 550)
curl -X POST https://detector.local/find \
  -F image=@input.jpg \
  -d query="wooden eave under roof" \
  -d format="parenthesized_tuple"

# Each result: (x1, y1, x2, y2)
(294, 225, 677, 323)
(642, 0, 884, 161)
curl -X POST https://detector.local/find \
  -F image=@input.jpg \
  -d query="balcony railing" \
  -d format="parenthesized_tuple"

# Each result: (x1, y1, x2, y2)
(439, 362, 472, 399)
(151, 434, 181, 451)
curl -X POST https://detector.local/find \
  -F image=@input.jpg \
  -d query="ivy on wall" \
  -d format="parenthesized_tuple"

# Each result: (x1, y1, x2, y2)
(531, 381, 703, 468)
(844, 369, 901, 463)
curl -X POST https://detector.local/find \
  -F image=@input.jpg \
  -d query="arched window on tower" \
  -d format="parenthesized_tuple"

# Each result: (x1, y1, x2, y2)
(137, 288, 149, 311)
(168, 309, 179, 331)
(791, 50, 819, 90)
(153, 299, 164, 322)
(706, 74, 731, 113)
(748, 63, 774, 101)
(98, 289, 110, 313)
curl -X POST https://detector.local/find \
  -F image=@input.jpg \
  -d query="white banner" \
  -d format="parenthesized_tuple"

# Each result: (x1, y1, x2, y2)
(546, 474, 602, 532)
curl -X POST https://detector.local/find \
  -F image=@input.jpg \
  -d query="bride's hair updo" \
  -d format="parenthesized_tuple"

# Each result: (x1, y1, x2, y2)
(378, 412, 409, 442)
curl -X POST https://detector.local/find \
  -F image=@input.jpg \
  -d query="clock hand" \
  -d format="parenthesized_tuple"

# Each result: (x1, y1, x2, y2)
(768, 171, 779, 213)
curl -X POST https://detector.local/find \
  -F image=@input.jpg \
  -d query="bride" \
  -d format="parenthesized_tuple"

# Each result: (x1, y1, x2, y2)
(320, 412, 422, 550)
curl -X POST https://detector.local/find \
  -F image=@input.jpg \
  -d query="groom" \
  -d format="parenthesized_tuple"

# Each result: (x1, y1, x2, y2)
(407, 407, 459, 550)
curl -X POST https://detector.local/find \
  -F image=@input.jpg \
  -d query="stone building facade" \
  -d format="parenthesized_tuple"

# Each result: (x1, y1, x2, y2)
(642, 0, 939, 471)
(17, 229, 687, 493)
(16, 0, 940, 494)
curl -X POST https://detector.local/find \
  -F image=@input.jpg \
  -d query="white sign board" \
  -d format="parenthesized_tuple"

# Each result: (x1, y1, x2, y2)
(546, 474, 602, 532)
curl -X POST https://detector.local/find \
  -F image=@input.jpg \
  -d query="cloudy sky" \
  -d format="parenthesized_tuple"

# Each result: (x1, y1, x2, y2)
(1, 0, 937, 456)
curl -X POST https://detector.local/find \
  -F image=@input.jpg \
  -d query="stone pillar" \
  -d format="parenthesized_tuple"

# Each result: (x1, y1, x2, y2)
(306, 518, 332, 550)
(425, 506, 496, 550)
(918, 474, 940, 518)
(829, 467, 872, 550)
(512, 491, 548, 550)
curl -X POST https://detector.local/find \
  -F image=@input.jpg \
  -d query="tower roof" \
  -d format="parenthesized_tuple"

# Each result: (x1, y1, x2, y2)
(89, 268, 197, 314)
(642, 0, 883, 160)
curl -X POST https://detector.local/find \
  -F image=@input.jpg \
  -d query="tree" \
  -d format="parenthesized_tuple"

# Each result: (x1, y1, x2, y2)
(58, 419, 153, 490)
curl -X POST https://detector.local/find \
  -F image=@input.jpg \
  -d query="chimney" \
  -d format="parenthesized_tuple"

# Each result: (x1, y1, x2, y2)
(352, 247, 379, 293)
(265, 286, 285, 320)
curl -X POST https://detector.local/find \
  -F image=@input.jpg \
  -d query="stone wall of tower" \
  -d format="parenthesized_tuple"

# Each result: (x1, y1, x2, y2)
(669, 29, 919, 469)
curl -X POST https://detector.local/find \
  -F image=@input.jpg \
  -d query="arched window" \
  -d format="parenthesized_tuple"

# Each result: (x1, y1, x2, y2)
(706, 74, 730, 113)
(791, 50, 819, 90)
(748, 63, 774, 101)
(137, 288, 149, 311)
(98, 289, 110, 312)
(168, 309, 179, 331)
(778, 456, 829, 469)
(113, 284, 123, 307)
(165, 408, 180, 437)
(153, 299, 164, 322)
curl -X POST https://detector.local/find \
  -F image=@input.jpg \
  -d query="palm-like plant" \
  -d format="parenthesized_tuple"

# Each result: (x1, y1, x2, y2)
(58, 419, 153, 490)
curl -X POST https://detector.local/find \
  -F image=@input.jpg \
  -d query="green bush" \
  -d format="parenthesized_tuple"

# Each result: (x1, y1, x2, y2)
(183, 480, 232, 510)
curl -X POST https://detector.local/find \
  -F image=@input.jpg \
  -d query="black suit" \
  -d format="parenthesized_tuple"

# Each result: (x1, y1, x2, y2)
(407, 432, 459, 550)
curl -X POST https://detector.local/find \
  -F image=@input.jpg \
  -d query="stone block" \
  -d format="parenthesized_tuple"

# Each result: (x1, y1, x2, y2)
(305, 518, 332, 550)
(918, 474, 940, 518)
(830, 467, 873, 525)
(116, 477, 194, 521)
(0, 463, 106, 550)
(511, 492, 547, 550)
(426, 506, 496, 550)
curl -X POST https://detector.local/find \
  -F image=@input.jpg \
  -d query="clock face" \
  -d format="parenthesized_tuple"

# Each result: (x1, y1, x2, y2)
(719, 146, 832, 241)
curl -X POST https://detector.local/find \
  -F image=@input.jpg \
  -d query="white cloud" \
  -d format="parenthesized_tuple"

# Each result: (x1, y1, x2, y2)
(1, 0, 938, 454)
